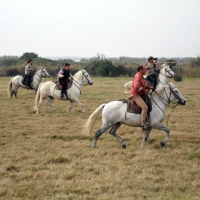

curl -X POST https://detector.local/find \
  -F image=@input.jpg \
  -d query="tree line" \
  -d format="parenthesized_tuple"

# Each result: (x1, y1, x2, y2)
(1, 52, 200, 78)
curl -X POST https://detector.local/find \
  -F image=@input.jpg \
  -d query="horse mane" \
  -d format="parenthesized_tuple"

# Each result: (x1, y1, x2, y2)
(152, 84, 169, 98)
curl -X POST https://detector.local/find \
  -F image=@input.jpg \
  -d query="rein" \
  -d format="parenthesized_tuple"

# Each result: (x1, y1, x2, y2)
(152, 86, 182, 125)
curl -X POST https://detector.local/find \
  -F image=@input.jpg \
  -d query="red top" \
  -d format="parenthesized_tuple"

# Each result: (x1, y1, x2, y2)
(130, 72, 146, 96)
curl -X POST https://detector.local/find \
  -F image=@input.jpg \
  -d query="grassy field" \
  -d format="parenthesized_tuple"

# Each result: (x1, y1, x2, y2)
(0, 76, 200, 200)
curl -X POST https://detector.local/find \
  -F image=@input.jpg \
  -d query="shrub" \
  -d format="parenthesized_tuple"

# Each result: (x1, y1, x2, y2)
(6, 68, 23, 76)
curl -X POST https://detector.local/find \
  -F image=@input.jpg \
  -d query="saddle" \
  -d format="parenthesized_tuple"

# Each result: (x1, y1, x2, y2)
(124, 94, 152, 115)
(54, 78, 72, 90)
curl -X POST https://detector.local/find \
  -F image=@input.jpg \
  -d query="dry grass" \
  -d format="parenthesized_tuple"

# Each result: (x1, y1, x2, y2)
(0, 76, 200, 200)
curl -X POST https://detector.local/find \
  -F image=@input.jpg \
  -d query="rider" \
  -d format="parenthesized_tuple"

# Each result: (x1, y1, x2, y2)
(146, 56, 160, 91)
(58, 63, 74, 98)
(130, 65, 154, 130)
(25, 59, 34, 89)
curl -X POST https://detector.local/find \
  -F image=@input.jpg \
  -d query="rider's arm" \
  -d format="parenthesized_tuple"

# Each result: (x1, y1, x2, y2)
(133, 75, 144, 92)
(58, 70, 64, 78)
(70, 73, 74, 78)
(26, 64, 33, 71)
(145, 85, 154, 89)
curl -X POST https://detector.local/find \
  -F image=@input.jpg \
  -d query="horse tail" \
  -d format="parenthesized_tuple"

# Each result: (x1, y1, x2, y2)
(8, 77, 13, 98)
(123, 81, 132, 94)
(34, 83, 43, 110)
(83, 104, 106, 136)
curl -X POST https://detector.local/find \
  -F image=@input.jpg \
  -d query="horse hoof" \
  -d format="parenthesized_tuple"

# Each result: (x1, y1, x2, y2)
(122, 144, 126, 149)
(121, 143, 126, 148)
(91, 144, 96, 148)
(160, 141, 165, 147)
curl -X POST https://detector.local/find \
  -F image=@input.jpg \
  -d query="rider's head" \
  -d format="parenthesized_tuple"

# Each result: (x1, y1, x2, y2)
(153, 57, 158, 63)
(148, 56, 154, 63)
(27, 59, 33, 65)
(138, 65, 146, 75)
(64, 63, 71, 70)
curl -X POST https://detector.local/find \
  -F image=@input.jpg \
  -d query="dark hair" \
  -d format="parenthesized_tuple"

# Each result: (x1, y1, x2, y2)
(137, 65, 144, 72)
(27, 59, 33, 64)
(65, 63, 70, 67)
(154, 58, 158, 60)
(148, 56, 154, 62)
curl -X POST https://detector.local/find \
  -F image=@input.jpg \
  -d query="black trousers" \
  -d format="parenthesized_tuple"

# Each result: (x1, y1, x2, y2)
(23, 75, 31, 86)
(59, 79, 67, 95)
(147, 74, 157, 90)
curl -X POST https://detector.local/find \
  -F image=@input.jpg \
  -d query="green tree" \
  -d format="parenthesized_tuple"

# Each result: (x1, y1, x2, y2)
(1, 59, 18, 67)
(20, 52, 38, 60)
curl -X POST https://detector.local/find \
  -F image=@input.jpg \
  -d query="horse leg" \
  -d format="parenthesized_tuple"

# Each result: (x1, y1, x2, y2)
(13, 85, 19, 98)
(91, 124, 111, 148)
(67, 100, 74, 113)
(36, 96, 46, 114)
(74, 97, 85, 113)
(153, 123, 170, 147)
(47, 97, 56, 112)
(109, 123, 126, 148)
(35, 89, 38, 96)
(141, 127, 152, 148)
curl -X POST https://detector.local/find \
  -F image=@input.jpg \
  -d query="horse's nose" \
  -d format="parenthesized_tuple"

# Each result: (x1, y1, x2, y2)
(182, 100, 186, 105)
(90, 81, 93, 85)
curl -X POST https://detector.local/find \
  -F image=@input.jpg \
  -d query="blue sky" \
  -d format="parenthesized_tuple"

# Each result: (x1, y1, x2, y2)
(0, 0, 200, 58)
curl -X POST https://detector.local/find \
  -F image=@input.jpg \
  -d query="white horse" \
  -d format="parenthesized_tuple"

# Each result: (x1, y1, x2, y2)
(84, 82, 186, 148)
(8, 67, 50, 98)
(123, 64, 176, 93)
(34, 69, 93, 114)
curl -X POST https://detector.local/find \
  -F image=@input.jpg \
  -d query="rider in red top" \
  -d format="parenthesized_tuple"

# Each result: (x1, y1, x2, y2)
(130, 65, 153, 130)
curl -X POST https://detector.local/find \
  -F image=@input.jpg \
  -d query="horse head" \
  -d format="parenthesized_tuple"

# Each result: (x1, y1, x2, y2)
(40, 66, 50, 78)
(160, 64, 176, 78)
(168, 82, 186, 105)
(82, 69, 93, 85)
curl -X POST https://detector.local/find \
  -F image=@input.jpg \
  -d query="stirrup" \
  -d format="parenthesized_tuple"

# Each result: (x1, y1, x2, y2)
(142, 123, 151, 130)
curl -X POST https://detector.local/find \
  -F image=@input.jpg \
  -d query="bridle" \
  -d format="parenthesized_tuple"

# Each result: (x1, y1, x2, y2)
(72, 70, 92, 93)
(34, 68, 49, 82)
(157, 66, 175, 86)
(152, 85, 184, 118)
(154, 85, 183, 106)
(159, 66, 175, 79)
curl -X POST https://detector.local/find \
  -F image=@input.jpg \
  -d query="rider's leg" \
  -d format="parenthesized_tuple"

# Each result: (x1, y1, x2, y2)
(27, 75, 31, 89)
(134, 96, 148, 127)
(147, 75, 157, 91)
(60, 79, 66, 98)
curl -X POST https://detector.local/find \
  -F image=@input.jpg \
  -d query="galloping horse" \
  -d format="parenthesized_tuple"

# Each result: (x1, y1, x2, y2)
(8, 67, 50, 98)
(84, 82, 186, 148)
(123, 64, 176, 93)
(34, 69, 93, 114)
